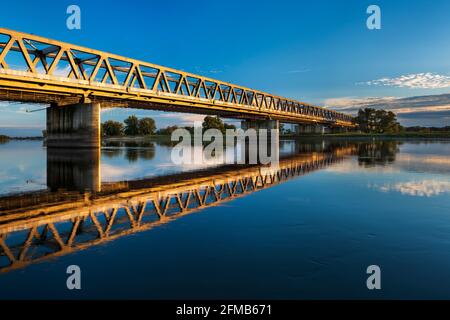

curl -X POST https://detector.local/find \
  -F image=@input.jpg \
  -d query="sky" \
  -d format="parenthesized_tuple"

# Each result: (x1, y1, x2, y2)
(0, 0, 449, 136)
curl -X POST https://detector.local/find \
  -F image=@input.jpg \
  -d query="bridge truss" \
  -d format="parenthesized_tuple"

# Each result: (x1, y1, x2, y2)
(0, 28, 353, 126)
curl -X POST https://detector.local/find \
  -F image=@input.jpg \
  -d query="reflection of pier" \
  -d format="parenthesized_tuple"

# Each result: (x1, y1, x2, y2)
(47, 148, 101, 192)
(0, 147, 354, 274)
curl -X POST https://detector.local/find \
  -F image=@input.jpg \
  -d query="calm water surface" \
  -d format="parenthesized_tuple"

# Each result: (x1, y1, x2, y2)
(0, 138, 449, 299)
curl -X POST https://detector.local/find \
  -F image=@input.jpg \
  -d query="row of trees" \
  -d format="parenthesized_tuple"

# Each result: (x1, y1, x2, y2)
(156, 116, 237, 135)
(102, 115, 236, 137)
(404, 126, 450, 132)
(101, 116, 156, 137)
(104, 110, 444, 137)
(202, 116, 236, 133)
(354, 108, 402, 133)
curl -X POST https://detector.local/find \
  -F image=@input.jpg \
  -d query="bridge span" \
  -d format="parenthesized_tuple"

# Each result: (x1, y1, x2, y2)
(0, 28, 354, 147)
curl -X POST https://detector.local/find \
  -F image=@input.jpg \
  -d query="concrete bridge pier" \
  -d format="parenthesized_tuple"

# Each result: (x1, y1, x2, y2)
(241, 119, 279, 164)
(241, 119, 279, 132)
(295, 123, 329, 135)
(330, 126, 348, 134)
(46, 103, 101, 148)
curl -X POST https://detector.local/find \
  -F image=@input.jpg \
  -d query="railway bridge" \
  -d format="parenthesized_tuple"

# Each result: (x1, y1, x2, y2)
(0, 28, 354, 147)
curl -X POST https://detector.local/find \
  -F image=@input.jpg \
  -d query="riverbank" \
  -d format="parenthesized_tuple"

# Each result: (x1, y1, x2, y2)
(102, 132, 450, 143)
(0, 135, 44, 142)
(281, 131, 450, 140)
(4, 132, 449, 144)
(103, 135, 173, 143)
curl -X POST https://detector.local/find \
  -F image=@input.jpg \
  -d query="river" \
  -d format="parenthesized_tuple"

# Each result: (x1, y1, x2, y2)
(0, 138, 449, 299)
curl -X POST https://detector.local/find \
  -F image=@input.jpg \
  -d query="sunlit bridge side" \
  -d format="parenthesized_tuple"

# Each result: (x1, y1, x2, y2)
(0, 28, 353, 127)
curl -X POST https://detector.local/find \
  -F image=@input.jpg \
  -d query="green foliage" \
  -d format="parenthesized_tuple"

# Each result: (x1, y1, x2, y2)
(124, 115, 140, 136)
(102, 120, 124, 136)
(0, 135, 10, 143)
(355, 108, 402, 133)
(202, 116, 224, 131)
(138, 117, 156, 135)
(156, 125, 179, 135)
(103, 116, 156, 136)
(405, 126, 450, 133)
(202, 116, 236, 133)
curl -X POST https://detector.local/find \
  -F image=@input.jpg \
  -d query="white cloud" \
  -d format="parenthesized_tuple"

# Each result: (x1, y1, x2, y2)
(323, 94, 450, 119)
(373, 180, 450, 197)
(153, 113, 206, 125)
(324, 97, 398, 112)
(365, 73, 450, 89)
(101, 163, 144, 181)
(325, 159, 401, 174)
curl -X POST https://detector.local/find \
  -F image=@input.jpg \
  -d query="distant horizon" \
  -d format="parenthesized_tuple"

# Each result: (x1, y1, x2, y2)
(1, 109, 449, 138)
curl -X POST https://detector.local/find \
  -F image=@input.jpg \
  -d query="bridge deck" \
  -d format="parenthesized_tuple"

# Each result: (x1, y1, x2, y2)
(0, 28, 353, 126)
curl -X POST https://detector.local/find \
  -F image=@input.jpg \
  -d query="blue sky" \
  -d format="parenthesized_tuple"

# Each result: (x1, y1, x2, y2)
(0, 0, 449, 135)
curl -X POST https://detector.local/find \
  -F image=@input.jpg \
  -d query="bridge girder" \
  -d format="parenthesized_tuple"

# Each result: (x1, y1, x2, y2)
(0, 28, 354, 127)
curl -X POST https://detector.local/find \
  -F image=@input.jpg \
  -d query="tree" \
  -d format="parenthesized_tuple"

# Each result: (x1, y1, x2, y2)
(156, 125, 179, 135)
(355, 108, 401, 133)
(202, 116, 235, 133)
(101, 120, 124, 136)
(138, 117, 156, 135)
(379, 110, 401, 133)
(0, 135, 9, 143)
(203, 116, 225, 132)
(124, 115, 140, 136)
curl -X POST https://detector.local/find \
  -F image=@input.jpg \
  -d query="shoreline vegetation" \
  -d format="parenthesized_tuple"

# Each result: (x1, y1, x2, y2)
(2, 132, 450, 144)
(2, 108, 450, 143)
(0, 135, 44, 142)
(4, 131, 443, 141)
(2, 131, 450, 144)
(103, 131, 450, 140)
(281, 131, 450, 139)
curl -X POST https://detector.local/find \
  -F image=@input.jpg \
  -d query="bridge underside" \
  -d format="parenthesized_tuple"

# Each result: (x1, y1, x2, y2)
(1, 88, 350, 148)
(0, 86, 347, 125)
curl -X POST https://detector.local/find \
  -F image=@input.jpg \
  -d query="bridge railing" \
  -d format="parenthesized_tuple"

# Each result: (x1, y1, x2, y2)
(0, 28, 353, 125)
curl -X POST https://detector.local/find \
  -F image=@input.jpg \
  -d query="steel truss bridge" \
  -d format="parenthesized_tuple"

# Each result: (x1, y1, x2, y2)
(0, 148, 355, 273)
(0, 28, 353, 126)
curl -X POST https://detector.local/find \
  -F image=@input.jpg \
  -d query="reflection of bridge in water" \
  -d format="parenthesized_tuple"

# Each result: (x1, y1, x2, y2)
(0, 145, 355, 274)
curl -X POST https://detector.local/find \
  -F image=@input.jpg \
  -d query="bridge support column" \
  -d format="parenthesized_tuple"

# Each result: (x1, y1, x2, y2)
(241, 119, 279, 132)
(241, 119, 279, 164)
(331, 126, 348, 134)
(46, 103, 101, 148)
(296, 124, 327, 135)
